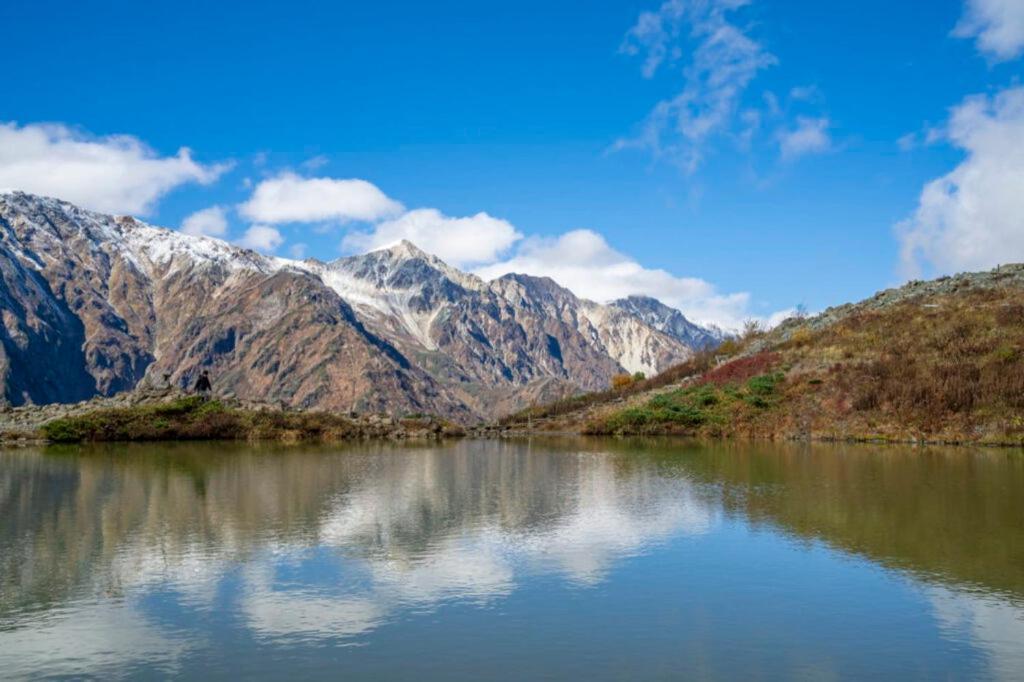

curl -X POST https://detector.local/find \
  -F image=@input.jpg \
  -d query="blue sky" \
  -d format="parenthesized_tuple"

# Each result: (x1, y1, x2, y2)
(2, 0, 1023, 328)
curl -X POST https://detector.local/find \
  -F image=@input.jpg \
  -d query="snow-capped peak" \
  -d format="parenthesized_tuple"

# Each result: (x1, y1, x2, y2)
(377, 239, 430, 260)
(0, 191, 281, 279)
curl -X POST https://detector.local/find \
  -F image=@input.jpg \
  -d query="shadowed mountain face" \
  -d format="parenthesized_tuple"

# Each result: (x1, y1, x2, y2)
(0, 246, 97, 405)
(0, 192, 719, 419)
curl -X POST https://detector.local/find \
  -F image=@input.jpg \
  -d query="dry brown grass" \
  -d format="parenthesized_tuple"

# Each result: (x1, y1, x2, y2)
(611, 373, 635, 390)
(778, 287, 1024, 442)
(513, 283, 1024, 444)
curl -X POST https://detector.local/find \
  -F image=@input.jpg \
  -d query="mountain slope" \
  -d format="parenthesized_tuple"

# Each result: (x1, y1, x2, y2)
(0, 193, 471, 419)
(504, 265, 1024, 445)
(0, 192, 719, 419)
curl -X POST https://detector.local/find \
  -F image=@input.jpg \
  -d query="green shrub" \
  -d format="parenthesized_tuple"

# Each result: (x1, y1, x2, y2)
(746, 372, 784, 396)
(660, 404, 707, 426)
(648, 392, 678, 409)
(744, 394, 771, 409)
(614, 407, 655, 427)
(148, 396, 208, 416)
(690, 385, 719, 406)
(994, 345, 1018, 363)
(40, 418, 91, 443)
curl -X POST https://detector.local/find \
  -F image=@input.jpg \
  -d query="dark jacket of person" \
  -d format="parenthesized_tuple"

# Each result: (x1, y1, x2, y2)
(194, 373, 212, 393)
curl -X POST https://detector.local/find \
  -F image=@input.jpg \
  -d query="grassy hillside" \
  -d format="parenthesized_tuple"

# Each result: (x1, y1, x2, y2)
(38, 396, 464, 444)
(500, 265, 1024, 446)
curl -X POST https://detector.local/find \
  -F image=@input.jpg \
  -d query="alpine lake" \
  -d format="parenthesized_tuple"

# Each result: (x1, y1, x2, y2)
(1, 438, 1022, 680)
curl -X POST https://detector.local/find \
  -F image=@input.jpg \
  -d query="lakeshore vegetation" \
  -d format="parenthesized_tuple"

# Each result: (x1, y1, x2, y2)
(39, 396, 463, 444)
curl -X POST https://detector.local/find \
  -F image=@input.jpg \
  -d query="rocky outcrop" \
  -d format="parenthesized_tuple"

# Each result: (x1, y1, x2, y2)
(610, 295, 726, 350)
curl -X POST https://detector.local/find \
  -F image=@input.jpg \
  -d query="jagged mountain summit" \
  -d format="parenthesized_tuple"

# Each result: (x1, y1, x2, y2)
(0, 192, 722, 419)
(610, 295, 728, 350)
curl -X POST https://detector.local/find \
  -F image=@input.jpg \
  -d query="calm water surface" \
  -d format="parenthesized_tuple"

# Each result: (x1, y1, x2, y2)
(1, 438, 1022, 680)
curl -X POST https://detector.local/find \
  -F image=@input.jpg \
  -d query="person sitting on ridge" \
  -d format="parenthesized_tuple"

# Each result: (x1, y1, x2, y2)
(193, 370, 212, 396)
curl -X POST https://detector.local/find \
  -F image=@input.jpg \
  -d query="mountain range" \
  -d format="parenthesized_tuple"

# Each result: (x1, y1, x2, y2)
(0, 192, 723, 420)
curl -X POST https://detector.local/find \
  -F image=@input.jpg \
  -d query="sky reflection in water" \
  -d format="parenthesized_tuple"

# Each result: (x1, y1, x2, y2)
(0, 439, 1021, 679)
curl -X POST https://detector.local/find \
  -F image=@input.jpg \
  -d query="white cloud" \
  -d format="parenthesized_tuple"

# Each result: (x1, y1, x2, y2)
(0, 122, 227, 215)
(343, 208, 522, 268)
(474, 229, 764, 330)
(288, 242, 308, 259)
(620, 0, 682, 79)
(954, 0, 1024, 61)
(928, 586, 1024, 680)
(617, 0, 777, 172)
(180, 205, 228, 237)
(788, 85, 820, 102)
(897, 132, 919, 152)
(898, 86, 1024, 277)
(0, 601, 189, 676)
(238, 172, 402, 224)
(778, 116, 831, 160)
(237, 224, 284, 253)
(300, 154, 329, 171)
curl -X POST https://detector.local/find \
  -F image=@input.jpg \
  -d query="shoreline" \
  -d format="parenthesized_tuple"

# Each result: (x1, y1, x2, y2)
(476, 428, 1024, 448)
(2, 391, 1022, 449)
(4, 422, 1023, 450)
(0, 392, 465, 446)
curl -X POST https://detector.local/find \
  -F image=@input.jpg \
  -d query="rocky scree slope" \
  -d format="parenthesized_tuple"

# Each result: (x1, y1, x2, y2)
(610, 295, 726, 350)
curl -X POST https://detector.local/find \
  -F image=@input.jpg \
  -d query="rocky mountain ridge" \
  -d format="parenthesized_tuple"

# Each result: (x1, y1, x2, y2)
(0, 191, 721, 420)
(610, 295, 727, 351)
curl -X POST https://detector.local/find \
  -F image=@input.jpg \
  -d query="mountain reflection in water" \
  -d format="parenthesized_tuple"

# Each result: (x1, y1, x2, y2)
(0, 439, 1021, 680)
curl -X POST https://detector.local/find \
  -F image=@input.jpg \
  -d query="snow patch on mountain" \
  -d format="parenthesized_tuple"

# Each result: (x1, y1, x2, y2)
(1, 191, 279, 280)
(1, 191, 722, 382)
(312, 263, 445, 350)
(610, 295, 726, 351)
(578, 301, 689, 376)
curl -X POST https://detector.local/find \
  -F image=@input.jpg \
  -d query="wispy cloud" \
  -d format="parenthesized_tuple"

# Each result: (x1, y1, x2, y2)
(896, 132, 919, 152)
(616, 0, 777, 172)
(778, 116, 832, 160)
(788, 85, 820, 102)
